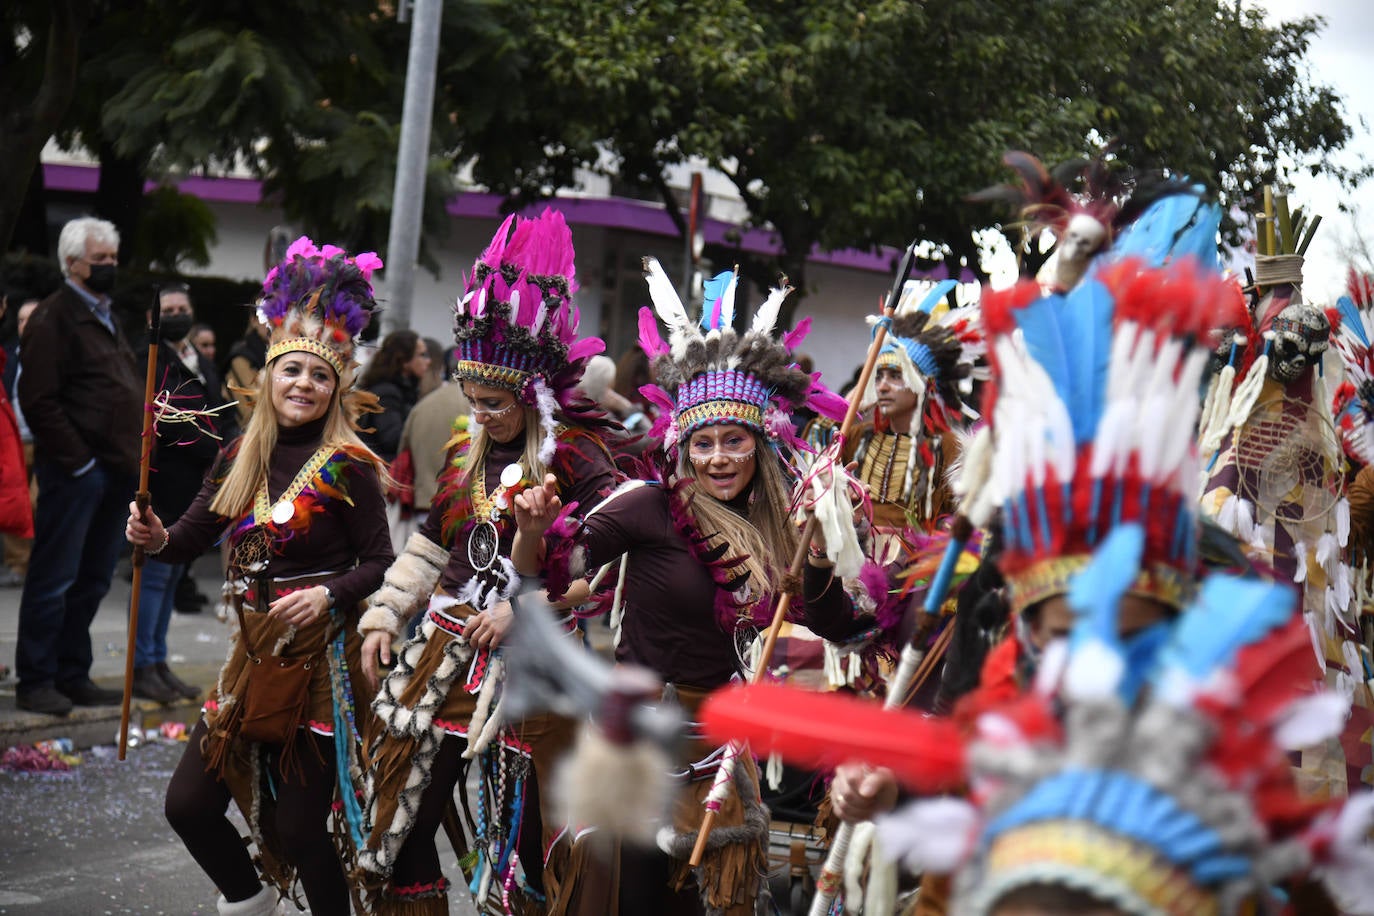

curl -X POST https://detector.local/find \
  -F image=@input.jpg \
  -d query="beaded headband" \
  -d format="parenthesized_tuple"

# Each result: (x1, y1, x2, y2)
(266, 335, 346, 378)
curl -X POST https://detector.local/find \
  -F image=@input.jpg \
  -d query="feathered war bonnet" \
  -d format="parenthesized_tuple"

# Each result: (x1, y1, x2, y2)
(868, 278, 986, 423)
(973, 256, 1237, 616)
(1329, 270, 1374, 467)
(258, 235, 381, 395)
(452, 208, 605, 464)
(636, 258, 847, 457)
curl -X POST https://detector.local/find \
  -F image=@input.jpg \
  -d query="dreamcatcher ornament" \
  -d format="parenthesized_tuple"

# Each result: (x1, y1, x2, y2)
(1232, 397, 1345, 528)
(466, 463, 525, 573)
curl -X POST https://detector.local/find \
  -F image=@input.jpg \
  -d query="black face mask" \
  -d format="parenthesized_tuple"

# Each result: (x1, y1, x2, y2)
(159, 313, 195, 342)
(85, 263, 117, 294)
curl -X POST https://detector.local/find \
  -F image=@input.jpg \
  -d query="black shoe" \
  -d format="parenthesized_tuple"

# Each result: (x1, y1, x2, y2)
(132, 667, 180, 704)
(154, 662, 201, 700)
(17, 685, 73, 717)
(57, 678, 123, 706)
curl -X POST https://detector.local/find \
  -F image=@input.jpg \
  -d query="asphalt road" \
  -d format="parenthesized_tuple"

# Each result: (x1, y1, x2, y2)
(0, 741, 476, 915)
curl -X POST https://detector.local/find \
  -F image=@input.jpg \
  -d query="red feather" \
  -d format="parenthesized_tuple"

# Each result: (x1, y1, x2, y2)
(699, 683, 966, 792)
(1225, 616, 1322, 724)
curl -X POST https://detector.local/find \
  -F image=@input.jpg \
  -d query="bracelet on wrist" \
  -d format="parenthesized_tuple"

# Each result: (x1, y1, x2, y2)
(147, 529, 170, 556)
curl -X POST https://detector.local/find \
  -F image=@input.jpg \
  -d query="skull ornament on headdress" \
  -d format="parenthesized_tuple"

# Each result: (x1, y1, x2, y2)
(1267, 302, 1330, 384)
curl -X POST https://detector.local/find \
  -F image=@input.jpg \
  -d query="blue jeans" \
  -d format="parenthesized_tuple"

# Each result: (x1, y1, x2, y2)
(134, 559, 184, 668)
(16, 460, 136, 690)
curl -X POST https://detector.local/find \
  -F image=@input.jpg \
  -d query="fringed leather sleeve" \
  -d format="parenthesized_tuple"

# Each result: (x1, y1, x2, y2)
(358, 531, 450, 637)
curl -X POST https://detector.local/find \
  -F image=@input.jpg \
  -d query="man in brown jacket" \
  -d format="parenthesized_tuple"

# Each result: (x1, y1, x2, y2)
(14, 217, 143, 716)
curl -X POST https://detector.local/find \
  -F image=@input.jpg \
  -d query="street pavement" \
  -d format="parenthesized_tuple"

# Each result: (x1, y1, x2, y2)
(0, 551, 475, 915)
(0, 551, 231, 753)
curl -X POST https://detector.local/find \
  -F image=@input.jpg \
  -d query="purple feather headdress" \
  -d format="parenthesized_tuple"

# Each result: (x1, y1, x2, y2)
(452, 208, 605, 408)
(260, 235, 382, 378)
(637, 257, 845, 456)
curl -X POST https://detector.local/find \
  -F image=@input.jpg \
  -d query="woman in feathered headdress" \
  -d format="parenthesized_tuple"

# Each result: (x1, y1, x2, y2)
(125, 237, 394, 915)
(355, 209, 621, 914)
(509, 259, 875, 915)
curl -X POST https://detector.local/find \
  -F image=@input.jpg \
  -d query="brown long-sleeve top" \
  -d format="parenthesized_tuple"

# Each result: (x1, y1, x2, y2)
(574, 481, 867, 690)
(158, 416, 394, 610)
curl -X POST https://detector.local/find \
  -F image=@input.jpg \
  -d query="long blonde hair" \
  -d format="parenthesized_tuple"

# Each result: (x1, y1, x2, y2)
(462, 406, 550, 493)
(210, 356, 382, 519)
(676, 431, 799, 600)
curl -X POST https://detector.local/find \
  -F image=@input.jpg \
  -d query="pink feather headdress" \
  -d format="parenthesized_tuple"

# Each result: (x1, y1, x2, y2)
(259, 235, 382, 382)
(453, 209, 605, 407)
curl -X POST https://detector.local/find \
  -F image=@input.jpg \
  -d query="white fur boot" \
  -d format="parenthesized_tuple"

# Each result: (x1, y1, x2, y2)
(216, 886, 276, 916)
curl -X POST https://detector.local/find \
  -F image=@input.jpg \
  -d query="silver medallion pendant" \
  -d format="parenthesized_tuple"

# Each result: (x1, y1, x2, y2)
(270, 500, 295, 526)
(468, 519, 499, 571)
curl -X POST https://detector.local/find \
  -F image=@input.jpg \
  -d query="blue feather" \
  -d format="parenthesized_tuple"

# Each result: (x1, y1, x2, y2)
(985, 770, 1239, 881)
(699, 271, 735, 329)
(1152, 574, 1296, 684)
(1058, 279, 1114, 444)
(1068, 524, 1145, 653)
(1337, 295, 1369, 349)
(1103, 191, 1222, 270)
(1012, 290, 1072, 414)
(910, 278, 959, 314)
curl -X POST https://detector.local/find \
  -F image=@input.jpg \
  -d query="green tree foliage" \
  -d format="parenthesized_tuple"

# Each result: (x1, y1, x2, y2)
(2, 0, 1362, 308)
(457, 0, 1361, 307)
(0, 1, 89, 252)
(133, 185, 218, 272)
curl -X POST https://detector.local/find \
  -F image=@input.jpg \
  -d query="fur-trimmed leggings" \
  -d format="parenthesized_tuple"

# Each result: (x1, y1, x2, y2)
(165, 719, 350, 913)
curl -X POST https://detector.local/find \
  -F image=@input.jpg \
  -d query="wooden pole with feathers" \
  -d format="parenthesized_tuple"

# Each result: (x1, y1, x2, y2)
(807, 515, 972, 914)
(687, 241, 920, 867)
(119, 288, 162, 761)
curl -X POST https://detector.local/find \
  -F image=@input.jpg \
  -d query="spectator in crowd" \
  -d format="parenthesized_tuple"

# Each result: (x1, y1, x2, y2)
(580, 353, 650, 432)
(15, 217, 143, 717)
(131, 284, 226, 703)
(613, 344, 656, 418)
(2, 291, 46, 586)
(223, 309, 269, 431)
(0, 287, 35, 589)
(357, 328, 429, 462)
(189, 322, 216, 364)
(416, 336, 447, 398)
(395, 349, 469, 530)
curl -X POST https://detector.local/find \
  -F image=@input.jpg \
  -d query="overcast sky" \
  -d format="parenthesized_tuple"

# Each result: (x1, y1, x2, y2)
(1251, 0, 1374, 300)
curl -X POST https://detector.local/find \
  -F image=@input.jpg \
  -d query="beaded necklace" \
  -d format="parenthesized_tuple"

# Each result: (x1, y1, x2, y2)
(232, 443, 336, 573)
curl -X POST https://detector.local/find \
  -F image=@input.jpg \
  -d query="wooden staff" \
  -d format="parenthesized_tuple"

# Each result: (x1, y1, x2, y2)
(119, 289, 162, 761)
(688, 240, 920, 867)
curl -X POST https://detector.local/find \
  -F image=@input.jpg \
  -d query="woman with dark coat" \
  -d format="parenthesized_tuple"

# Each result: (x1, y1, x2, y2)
(358, 329, 430, 461)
